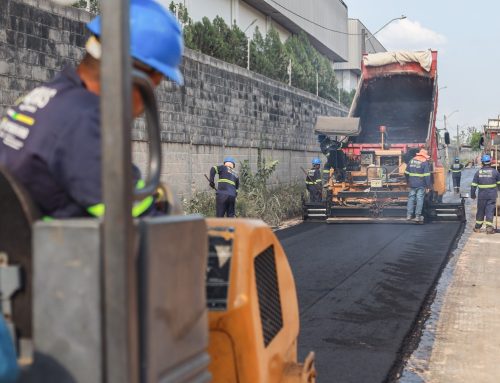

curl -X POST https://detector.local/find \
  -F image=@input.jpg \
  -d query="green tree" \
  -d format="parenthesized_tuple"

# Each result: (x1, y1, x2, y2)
(469, 131, 482, 150)
(73, 0, 99, 14)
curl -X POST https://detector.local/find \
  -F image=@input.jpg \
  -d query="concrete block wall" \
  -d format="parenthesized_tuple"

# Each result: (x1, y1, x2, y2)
(1, 0, 347, 200)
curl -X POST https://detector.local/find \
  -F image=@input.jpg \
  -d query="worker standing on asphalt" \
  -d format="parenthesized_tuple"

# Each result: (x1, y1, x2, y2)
(450, 157, 464, 194)
(209, 156, 239, 218)
(306, 158, 323, 202)
(405, 148, 432, 223)
(0, 0, 183, 218)
(471, 154, 500, 234)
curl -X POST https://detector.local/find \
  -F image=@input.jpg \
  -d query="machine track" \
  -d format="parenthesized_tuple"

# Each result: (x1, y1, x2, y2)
(276, 221, 463, 383)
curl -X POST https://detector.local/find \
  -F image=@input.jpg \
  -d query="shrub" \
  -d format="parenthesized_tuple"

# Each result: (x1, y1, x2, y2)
(183, 150, 304, 227)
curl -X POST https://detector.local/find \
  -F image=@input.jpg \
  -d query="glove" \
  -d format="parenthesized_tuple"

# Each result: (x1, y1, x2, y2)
(154, 184, 182, 215)
(471, 193, 476, 200)
(209, 181, 215, 189)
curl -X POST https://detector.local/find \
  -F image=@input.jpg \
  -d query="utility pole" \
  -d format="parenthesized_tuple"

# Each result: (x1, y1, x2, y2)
(316, 72, 319, 96)
(247, 38, 250, 70)
(444, 114, 449, 166)
(287, 59, 292, 86)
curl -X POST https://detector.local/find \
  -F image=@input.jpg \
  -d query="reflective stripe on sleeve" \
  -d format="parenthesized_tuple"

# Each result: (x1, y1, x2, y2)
(405, 171, 431, 177)
(476, 184, 497, 189)
(87, 179, 154, 218)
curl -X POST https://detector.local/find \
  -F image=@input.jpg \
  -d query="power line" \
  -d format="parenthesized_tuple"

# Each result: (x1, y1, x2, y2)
(267, 0, 358, 35)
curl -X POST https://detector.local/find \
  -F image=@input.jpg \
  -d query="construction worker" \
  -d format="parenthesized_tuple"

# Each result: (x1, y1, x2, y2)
(306, 158, 322, 202)
(405, 148, 432, 223)
(0, 0, 183, 218)
(471, 154, 500, 234)
(450, 157, 464, 194)
(0, 314, 18, 383)
(209, 156, 239, 218)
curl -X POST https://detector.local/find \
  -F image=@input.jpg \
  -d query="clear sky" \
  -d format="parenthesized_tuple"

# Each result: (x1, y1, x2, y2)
(345, 0, 500, 132)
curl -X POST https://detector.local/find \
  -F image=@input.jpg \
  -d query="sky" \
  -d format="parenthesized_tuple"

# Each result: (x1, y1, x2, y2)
(345, 0, 500, 132)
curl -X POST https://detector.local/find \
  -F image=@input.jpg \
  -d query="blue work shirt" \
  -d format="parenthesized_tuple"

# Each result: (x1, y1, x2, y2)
(450, 162, 464, 177)
(471, 166, 500, 200)
(209, 165, 239, 197)
(405, 157, 432, 189)
(0, 67, 150, 218)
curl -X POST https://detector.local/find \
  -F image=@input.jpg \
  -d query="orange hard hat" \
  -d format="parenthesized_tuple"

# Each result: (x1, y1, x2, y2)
(417, 148, 430, 159)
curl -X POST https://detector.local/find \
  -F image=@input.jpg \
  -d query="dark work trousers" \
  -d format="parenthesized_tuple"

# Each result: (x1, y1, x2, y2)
(475, 199, 496, 227)
(452, 175, 461, 190)
(307, 185, 322, 202)
(216, 194, 236, 217)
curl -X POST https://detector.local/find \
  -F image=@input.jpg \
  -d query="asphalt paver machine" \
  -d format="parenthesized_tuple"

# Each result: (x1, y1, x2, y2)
(303, 50, 465, 223)
(0, 1, 315, 382)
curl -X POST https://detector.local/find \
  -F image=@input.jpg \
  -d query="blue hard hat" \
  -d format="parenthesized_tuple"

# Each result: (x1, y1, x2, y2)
(224, 156, 236, 165)
(87, 0, 184, 85)
(312, 157, 321, 165)
(317, 134, 326, 143)
(481, 154, 491, 163)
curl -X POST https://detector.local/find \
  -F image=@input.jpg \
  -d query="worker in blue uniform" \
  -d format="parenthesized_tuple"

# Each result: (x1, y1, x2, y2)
(209, 156, 240, 217)
(450, 157, 464, 194)
(405, 148, 432, 223)
(306, 158, 323, 202)
(471, 154, 500, 234)
(0, 314, 18, 383)
(0, 0, 183, 218)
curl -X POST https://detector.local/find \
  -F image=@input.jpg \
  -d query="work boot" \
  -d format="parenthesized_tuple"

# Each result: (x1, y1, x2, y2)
(486, 226, 496, 235)
(413, 215, 424, 224)
(473, 227, 482, 233)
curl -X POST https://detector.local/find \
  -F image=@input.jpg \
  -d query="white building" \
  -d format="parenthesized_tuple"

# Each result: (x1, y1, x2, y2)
(334, 19, 386, 92)
(165, 1, 385, 93)
(168, 0, 349, 62)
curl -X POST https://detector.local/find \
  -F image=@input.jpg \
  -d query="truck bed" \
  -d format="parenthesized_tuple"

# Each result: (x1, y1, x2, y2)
(353, 74, 434, 144)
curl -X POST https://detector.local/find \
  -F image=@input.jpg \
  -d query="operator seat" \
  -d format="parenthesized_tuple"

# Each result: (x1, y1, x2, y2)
(0, 166, 40, 340)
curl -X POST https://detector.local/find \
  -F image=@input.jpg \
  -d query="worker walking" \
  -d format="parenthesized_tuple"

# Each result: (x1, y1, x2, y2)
(450, 157, 464, 194)
(306, 158, 323, 202)
(471, 154, 500, 234)
(209, 156, 239, 218)
(405, 148, 432, 223)
(0, 0, 183, 218)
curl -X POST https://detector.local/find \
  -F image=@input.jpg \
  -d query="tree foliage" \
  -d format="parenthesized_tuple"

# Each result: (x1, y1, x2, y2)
(73, 0, 99, 14)
(168, 2, 352, 108)
(468, 131, 483, 150)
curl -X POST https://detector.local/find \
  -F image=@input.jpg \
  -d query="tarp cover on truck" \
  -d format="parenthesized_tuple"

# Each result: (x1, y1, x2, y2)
(363, 50, 433, 72)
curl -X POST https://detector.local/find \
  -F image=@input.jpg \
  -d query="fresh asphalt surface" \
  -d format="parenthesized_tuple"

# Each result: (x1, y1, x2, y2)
(276, 221, 462, 383)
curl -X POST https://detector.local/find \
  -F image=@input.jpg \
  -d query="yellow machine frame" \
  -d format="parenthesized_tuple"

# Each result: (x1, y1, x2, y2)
(206, 218, 316, 383)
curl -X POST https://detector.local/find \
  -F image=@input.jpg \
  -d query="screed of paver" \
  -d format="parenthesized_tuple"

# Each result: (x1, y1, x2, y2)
(426, 230, 500, 383)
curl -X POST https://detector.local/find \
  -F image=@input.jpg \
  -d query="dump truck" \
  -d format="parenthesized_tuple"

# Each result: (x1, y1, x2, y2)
(303, 50, 465, 222)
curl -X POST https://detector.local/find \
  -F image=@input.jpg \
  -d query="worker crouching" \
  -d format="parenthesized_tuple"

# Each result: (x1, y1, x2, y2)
(306, 158, 323, 202)
(471, 154, 500, 234)
(209, 156, 239, 217)
(405, 149, 432, 223)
